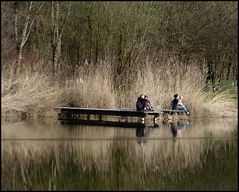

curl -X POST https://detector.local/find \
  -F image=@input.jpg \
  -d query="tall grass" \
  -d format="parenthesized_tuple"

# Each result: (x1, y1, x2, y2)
(122, 59, 213, 117)
(1, 71, 61, 119)
(58, 63, 117, 109)
(1, 58, 236, 119)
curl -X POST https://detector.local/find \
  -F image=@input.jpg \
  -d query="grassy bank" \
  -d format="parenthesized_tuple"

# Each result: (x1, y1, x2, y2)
(1, 59, 237, 119)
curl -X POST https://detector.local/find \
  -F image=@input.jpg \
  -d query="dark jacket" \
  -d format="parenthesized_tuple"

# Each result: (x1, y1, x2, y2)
(143, 100, 154, 111)
(170, 98, 178, 110)
(136, 98, 153, 111)
(136, 97, 144, 111)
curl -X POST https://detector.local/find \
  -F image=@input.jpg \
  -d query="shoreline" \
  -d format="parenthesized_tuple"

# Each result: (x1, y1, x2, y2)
(2, 108, 237, 123)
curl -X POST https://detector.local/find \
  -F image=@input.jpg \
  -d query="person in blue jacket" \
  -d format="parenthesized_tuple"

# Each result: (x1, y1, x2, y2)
(170, 94, 190, 115)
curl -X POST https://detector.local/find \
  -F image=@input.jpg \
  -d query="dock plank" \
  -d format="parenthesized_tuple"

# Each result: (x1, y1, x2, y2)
(56, 107, 159, 117)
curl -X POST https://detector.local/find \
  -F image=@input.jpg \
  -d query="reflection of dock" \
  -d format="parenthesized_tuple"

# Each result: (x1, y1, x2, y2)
(57, 107, 159, 125)
(60, 119, 159, 128)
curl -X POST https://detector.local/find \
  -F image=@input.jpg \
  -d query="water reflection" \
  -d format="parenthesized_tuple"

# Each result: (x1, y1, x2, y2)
(60, 118, 153, 128)
(170, 120, 189, 138)
(1, 117, 237, 190)
(136, 126, 150, 146)
(2, 118, 237, 164)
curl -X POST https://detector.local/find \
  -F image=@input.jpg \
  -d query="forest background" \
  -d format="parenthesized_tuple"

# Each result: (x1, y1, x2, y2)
(1, 1, 238, 118)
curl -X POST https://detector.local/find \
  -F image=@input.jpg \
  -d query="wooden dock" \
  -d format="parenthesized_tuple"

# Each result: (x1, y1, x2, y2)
(56, 107, 187, 126)
(56, 107, 160, 125)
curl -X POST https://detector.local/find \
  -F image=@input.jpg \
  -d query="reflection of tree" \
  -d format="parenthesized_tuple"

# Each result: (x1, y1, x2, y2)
(2, 118, 237, 180)
(2, 138, 237, 190)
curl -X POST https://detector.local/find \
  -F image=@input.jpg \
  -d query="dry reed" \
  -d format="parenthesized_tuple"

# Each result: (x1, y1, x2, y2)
(1, 59, 236, 119)
(2, 70, 61, 119)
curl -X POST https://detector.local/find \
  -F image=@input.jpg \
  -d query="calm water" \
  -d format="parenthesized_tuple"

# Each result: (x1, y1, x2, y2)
(1, 117, 238, 190)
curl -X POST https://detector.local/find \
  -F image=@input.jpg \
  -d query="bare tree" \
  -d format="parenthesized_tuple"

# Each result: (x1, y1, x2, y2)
(51, 1, 71, 75)
(12, 1, 43, 77)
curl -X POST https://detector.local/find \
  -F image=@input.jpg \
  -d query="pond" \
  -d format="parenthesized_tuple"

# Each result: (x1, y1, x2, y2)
(1, 117, 238, 190)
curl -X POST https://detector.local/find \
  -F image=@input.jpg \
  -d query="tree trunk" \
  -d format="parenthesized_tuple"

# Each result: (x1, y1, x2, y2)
(51, 1, 62, 75)
(51, 1, 56, 75)
(13, 1, 19, 52)
(11, 1, 43, 78)
(12, 1, 33, 78)
(87, 16, 92, 63)
(94, 26, 99, 65)
(54, 1, 61, 71)
(51, 1, 70, 76)
(226, 63, 232, 80)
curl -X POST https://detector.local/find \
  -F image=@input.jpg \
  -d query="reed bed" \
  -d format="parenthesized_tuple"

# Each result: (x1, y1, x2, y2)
(1, 71, 61, 119)
(58, 64, 117, 109)
(1, 59, 236, 119)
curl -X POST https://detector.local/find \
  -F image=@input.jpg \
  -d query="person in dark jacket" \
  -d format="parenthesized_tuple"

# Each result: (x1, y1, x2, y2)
(170, 94, 179, 110)
(136, 94, 154, 111)
(136, 94, 145, 111)
(143, 95, 154, 111)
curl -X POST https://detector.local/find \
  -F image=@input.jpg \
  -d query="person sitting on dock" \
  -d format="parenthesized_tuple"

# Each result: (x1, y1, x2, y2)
(136, 94, 154, 111)
(170, 94, 190, 115)
(170, 94, 179, 110)
(143, 95, 154, 111)
(136, 94, 145, 111)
